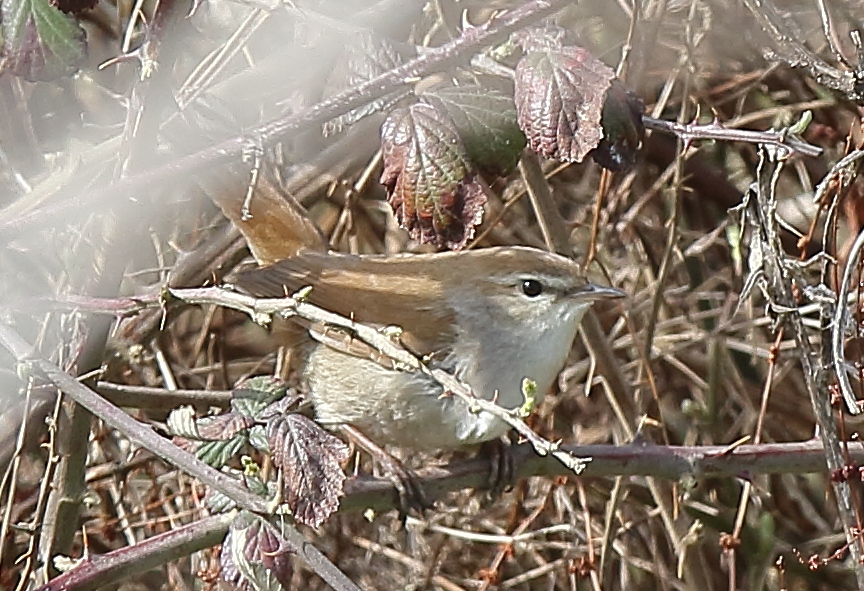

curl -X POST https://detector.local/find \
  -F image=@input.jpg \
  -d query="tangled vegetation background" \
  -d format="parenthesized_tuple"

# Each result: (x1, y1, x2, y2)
(3, 0, 864, 589)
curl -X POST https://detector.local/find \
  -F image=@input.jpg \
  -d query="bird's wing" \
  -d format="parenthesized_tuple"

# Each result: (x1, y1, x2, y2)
(233, 252, 456, 356)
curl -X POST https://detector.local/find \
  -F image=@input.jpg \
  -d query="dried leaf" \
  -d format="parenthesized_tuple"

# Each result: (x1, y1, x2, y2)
(590, 80, 645, 172)
(514, 45, 615, 163)
(221, 511, 294, 591)
(55, 0, 97, 14)
(166, 406, 201, 439)
(168, 378, 303, 469)
(1, 0, 86, 81)
(380, 102, 487, 249)
(422, 84, 526, 176)
(167, 404, 252, 468)
(266, 414, 349, 527)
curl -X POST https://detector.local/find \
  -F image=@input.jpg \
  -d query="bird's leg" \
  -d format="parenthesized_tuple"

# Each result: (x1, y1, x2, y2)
(479, 435, 516, 504)
(338, 425, 431, 522)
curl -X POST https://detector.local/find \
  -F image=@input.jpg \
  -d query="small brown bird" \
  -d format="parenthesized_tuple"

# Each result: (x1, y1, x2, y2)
(236, 246, 622, 451)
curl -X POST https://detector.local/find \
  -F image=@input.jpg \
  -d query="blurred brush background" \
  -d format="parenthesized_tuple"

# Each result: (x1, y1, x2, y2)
(3, 0, 864, 589)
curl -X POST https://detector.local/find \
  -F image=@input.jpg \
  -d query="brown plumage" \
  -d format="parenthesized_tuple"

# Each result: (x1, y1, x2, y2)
(233, 246, 622, 449)
(235, 246, 591, 355)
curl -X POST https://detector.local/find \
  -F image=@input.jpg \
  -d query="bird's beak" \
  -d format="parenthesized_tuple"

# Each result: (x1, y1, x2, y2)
(569, 283, 626, 300)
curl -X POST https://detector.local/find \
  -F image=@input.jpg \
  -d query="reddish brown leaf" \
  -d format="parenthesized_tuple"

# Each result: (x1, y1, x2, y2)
(55, 0, 97, 14)
(380, 102, 487, 249)
(221, 512, 294, 591)
(196, 413, 255, 441)
(513, 45, 615, 163)
(266, 414, 349, 528)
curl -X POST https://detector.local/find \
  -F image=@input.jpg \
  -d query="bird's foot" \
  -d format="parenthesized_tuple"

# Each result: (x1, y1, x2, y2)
(339, 425, 431, 522)
(479, 437, 515, 505)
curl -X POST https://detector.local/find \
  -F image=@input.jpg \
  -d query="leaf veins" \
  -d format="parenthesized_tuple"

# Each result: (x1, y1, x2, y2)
(266, 414, 349, 528)
(380, 102, 487, 250)
(1, 0, 86, 81)
(513, 45, 615, 163)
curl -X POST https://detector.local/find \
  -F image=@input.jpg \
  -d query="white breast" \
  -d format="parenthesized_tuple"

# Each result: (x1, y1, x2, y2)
(442, 304, 587, 444)
(305, 302, 589, 449)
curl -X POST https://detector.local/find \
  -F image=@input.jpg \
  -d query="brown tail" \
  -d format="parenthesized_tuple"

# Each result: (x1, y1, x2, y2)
(202, 168, 327, 265)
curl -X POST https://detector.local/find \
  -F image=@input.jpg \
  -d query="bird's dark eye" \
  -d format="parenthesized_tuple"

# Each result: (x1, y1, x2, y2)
(521, 279, 543, 297)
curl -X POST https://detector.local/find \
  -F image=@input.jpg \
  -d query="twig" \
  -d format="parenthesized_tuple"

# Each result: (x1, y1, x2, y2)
(351, 537, 466, 591)
(833, 225, 864, 415)
(725, 330, 782, 590)
(341, 439, 864, 514)
(822, 149, 864, 415)
(33, 512, 236, 591)
(643, 116, 823, 158)
(29, 436, 864, 591)
(743, 147, 864, 585)
(741, 0, 862, 103)
(518, 151, 573, 255)
(0, 387, 33, 567)
(815, 0, 853, 70)
(95, 381, 233, 410)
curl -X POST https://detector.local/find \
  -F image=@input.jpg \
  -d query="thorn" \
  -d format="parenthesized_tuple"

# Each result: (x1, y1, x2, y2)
(187, 0, 202, 17)
(98, 50, 140, 71)
(460, 9, 475, 30)
(710, 107, 721, 125)
(717, 435, 751, 456)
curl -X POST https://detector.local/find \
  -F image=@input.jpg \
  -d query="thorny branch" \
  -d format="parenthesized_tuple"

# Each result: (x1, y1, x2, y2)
(828, 150, 864, 415)
(472, 52, 825, 157)
(743, 0, 864, 103)
(34, 285, 593, 473)
(739, 146, 864, 583)
(29, 438, 864, 591)
(0, 0, 573, 241)
(0, 323, 361, 591)
(642, 115, 822, 158)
